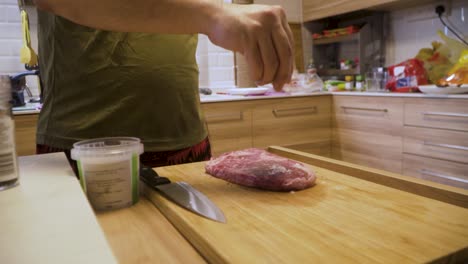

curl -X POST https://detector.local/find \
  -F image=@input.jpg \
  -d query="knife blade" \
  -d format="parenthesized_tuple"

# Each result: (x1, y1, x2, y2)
(140, 165, 226, 223)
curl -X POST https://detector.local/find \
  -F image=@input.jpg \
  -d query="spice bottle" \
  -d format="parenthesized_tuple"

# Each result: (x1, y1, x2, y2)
(355, 75, 363, 91)
(345, 75, 354, 91)
(0, 75, 19, 191)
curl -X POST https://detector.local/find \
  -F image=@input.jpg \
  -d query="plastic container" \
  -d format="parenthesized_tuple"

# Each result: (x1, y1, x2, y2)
(304, 59, 324, 92)
(71, 137, 144, 211)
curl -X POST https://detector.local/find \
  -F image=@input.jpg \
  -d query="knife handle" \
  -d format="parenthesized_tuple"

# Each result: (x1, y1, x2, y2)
(140, 165, 171, 185)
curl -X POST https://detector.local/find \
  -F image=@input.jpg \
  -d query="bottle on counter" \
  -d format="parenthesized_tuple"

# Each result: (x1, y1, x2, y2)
(0, 75, 19, 191)
(345, 75, 354, 91)
(304, 59, 324, 92)
(355, 75, 363, 91)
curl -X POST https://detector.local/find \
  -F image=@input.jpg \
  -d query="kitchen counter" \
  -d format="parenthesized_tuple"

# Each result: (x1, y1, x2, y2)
(12, 101, 41, 115)
(3, 150, 468, 263)
(200, 90, 468, 103)
(13, 91, 468, 115)
(1, 153, 116, 264)
(330, 91, 468, 99)
(3, 153, 206, 264)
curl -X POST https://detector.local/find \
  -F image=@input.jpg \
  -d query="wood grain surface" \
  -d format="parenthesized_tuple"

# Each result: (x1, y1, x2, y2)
(143, 148, 468, 263)
(13, 113, 38, 156)
(96, 197, 206, 264)
(332, 95, 404, 173)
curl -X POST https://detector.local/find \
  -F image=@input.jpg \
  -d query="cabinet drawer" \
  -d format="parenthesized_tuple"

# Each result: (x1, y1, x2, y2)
(252, 96, 331, 149)
(14, 114, 38, 156)
(332, 130, 402, 173)
(332, 96, 403, 173)
(404, 99, 468, 132)
(333, 96, 404, 135)
(404, 126, 468, 164)
(202, 102, 252, 157)
(403, 154, 468, 189)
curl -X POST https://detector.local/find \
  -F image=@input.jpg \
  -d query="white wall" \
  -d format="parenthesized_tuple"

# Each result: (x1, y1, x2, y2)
(385, 0, 467, 66)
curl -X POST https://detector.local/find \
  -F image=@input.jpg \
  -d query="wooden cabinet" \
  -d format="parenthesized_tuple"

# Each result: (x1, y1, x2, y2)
(203, 96, 332, 157)
(303, 0, 398, 22)
(403, 126, 468, 164)
(13, 114, 38, 156)
(331, 95, 468, 189)
(404, 99, 468, 132)
(254, 0, 302, 23)
(252, 96, 331, 156)
(403, 154, 468, 189)
(201, 101, 253, 157)
(402, 98, 468, 189)
(332, 95, 404, 173)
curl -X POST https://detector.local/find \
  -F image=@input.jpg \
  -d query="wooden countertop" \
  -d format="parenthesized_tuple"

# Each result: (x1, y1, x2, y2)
(96, 197, 206, 264)
(143, 147, 468, 263)
(4, 153, 204, 264)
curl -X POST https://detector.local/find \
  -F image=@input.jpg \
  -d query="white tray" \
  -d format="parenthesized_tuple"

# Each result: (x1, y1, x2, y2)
(419, 84, 468, 95)
(228, 87, 269, 95)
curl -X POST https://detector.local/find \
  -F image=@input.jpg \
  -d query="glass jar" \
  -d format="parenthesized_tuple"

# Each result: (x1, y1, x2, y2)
(366, 67, 389, 92)
(0, 75, 19, 190)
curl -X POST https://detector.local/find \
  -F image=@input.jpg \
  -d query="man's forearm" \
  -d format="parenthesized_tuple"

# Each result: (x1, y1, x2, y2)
(33, 0, 223, 35)
(34, 0, 295, 90)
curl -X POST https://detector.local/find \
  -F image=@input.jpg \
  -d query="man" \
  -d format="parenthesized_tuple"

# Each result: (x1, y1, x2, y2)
(33, 0, 294, 170)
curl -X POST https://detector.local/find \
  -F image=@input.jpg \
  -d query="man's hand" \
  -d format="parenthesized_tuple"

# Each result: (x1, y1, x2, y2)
(207, 4, 294, 91)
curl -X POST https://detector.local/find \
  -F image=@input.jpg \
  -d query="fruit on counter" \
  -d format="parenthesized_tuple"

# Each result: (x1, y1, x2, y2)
(415, 31, 466, 85)
(324, 80, 346, 91)
(416, 42, 452, 84)
(437, 49, 468, 87)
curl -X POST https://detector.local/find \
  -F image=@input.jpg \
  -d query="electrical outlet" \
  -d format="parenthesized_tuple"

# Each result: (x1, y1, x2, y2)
(406, 0, 452, 23)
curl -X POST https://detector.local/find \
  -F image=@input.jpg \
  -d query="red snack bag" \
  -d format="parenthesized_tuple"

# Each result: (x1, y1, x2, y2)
(386, 59, 429, 92)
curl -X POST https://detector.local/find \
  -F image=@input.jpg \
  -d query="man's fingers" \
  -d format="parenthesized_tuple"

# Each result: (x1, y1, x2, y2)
(257, 33, 278, 85)
(271, 26, 293, 91)
(281, 18, 295, 83)
(244, 41, 263, 85)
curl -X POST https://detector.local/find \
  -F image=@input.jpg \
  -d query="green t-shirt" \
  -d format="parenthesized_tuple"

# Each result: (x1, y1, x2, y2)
(36, 11, 207, 151)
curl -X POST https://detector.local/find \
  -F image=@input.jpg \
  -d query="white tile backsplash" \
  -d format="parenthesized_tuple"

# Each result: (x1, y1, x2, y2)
(7, 6, 21, 22)
(196, 35, 235, 88)
(0, 4, 39, 96)
(0, 56, 26, 72)
(385, 0, 467, 66)
(0, 23, 22, 39)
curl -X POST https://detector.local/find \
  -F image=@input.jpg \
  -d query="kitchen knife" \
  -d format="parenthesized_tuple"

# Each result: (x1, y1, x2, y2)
(140, 165, 226, 223)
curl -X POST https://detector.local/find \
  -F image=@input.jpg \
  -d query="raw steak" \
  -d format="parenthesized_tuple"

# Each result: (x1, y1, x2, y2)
(205, 148, 316, 191)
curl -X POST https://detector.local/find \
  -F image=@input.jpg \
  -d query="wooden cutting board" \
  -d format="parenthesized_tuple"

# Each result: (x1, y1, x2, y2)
(143, 147, 468, 263)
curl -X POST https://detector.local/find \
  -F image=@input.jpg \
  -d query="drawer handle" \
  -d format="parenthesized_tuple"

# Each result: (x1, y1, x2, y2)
(419, 169, 468, 184)
(272, 106, 317, 117)
(422, 111, 468, 118)
(206, 111, 243, 122)
(341, 106, 388, 112)
(423, 141, 468, 152)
